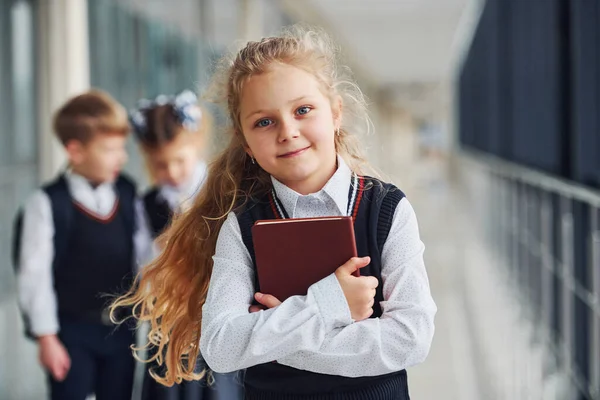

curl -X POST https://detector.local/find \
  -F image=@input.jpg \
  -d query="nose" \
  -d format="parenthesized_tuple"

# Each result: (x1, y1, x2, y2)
(277, 118, 300, 143)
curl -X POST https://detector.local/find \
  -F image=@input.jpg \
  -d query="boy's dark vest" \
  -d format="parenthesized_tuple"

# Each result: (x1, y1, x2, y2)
(14, 174, 136, 334)
(236, 176, 410, 399)
(53, 175, 136, 325)
(142, 188, 173, 239)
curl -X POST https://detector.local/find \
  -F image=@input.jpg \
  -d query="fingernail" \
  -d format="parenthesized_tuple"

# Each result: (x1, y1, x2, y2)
(255, 293, 263, 300)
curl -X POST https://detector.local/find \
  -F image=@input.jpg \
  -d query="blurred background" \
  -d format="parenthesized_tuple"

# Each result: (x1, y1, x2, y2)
(0, 0, 599, 399)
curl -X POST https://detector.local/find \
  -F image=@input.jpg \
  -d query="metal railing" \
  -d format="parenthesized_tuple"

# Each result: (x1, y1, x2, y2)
(461, 150, 600, 399)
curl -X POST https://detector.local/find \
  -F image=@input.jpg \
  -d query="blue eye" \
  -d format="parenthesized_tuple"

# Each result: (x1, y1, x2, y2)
(255, 119, 273, 128)
(296, 106, 311, 116)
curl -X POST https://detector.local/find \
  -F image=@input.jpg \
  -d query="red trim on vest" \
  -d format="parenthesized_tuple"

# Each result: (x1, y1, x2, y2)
(73, 199, 120, 224)
(268, 192, 282, 219)
(351, 176, 365, 222)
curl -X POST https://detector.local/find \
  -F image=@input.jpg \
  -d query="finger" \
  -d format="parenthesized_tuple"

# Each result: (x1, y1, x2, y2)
(364, 276, 379, 289)
(248, 305, 264, 313)
(56, 367, 67, 382)
(64, 353, 71, 372)
(338, 257, 370, 276)
(255, 293, 282, 309)
(51, 364, 64, 381)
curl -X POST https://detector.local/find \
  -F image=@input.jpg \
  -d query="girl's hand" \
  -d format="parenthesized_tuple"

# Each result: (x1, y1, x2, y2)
(248, 293, 281, 313)
(335, 257, 378, 321)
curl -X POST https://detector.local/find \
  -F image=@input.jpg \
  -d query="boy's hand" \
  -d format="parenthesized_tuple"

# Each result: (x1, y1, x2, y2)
(38, 335, 71, 381)
(335, 257, 378, 321)
(248, 293, 281, 313)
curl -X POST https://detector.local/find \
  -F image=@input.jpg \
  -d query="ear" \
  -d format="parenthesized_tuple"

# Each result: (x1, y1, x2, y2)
(237, 130, 253, 158)
(331, 95, 343, 130)
(64, 139, 86, 166)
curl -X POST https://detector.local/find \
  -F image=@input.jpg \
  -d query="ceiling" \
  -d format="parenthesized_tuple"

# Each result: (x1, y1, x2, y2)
(281, 0, 473, 89)
(120, 0, 479, 115)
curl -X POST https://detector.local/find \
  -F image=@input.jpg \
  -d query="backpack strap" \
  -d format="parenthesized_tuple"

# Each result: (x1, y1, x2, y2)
(12, 212, 24, 272)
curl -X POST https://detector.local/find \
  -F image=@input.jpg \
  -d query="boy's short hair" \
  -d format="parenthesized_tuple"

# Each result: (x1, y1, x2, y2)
(53, 89, 129, 145)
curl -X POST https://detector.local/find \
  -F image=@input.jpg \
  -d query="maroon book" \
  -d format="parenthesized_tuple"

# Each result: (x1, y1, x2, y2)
(251, 216, 358, 301)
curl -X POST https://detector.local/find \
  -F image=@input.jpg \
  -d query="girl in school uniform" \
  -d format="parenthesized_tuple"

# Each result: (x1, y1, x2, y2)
(129, 90, 243, 400)
(115, 26, 437, 400)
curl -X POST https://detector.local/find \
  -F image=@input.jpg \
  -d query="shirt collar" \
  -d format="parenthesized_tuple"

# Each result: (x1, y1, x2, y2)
(270, 155, 353, 217)
(64, 168, 114, 195)
(158, 161, 208, 208)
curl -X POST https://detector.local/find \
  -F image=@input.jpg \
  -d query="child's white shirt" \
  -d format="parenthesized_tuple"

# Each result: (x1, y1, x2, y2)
(155, 161, 208, 212)
(201, 156, 437, 377)
(135, 161, 208, 265)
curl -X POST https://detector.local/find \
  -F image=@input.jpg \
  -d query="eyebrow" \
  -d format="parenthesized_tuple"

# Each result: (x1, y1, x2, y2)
(243, 96, 312, 121)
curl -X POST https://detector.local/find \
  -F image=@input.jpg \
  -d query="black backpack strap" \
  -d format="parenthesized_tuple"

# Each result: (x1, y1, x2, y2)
(12, 211, 24, 272)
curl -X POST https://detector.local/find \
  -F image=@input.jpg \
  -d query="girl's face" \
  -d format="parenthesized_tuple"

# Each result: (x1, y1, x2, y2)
(146, 133, 202, 188)
(239, 63, 341, 195)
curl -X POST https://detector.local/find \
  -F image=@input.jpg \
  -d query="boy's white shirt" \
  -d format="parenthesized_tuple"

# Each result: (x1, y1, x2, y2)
(17, 170, 150, 337)
(200, 156, 438, 377)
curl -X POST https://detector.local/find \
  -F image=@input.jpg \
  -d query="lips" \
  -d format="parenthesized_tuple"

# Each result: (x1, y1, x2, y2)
(278, 146, 310, 158)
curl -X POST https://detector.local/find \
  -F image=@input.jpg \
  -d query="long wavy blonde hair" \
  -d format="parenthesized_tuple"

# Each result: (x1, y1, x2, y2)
(110, 24, 374, 386)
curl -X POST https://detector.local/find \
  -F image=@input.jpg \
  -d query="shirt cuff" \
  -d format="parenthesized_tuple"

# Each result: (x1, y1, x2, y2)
(30, 316, 59, 338)
(309, 273, 353, 330)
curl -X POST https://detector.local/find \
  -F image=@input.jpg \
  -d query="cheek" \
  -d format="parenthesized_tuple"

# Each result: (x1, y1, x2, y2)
(107, 152, 120, 167)
(151, 162, 166, 177)
(243, 134, 265, 155)
(305, 118, 334, 144)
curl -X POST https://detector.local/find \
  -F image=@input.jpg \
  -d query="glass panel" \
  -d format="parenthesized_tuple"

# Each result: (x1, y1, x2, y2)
(0, 0, 11, 165)
(0, 0, 38, 300)
(11, 0, 36, 164)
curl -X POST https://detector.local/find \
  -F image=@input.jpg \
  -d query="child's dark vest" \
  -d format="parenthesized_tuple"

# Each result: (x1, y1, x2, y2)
(143, 188, 173, 239)
(236, 176, 410, 400)
(51, 175, 136, 325)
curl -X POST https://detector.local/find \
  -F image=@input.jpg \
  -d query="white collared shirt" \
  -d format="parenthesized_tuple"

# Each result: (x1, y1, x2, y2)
(155, 161, 208, 212)
(135, 162, 209, 265)
(17, 170, 147, 337)
(201, 157, 437, 377)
